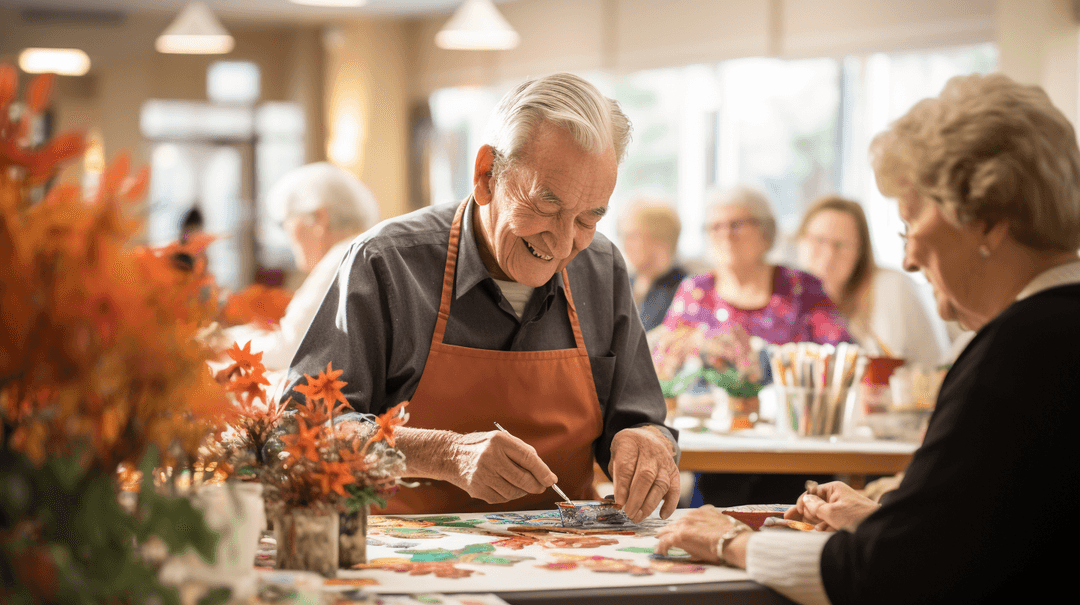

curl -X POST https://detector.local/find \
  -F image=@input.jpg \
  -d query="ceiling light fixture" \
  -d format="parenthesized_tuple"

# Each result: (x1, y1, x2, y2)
(155, 2, 235, 55)
(18, 48, 91, 76)
(289, 0, 367, 6)
(435, 0, 520, 51)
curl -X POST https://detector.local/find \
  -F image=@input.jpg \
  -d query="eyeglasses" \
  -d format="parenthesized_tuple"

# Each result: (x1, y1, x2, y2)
(800, 234, 856, 253)
(704, 218, 759, 235)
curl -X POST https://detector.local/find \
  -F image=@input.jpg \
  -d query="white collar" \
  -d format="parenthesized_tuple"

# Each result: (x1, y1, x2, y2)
(1016, 259, 1080, 301)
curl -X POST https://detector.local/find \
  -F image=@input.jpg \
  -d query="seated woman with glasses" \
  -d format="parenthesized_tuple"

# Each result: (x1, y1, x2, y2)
(795, 195, 947, 367)
(661, 186, 852, 346)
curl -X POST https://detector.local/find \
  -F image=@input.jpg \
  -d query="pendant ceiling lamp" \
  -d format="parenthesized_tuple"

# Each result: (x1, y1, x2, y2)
(435, 0, 520, 51)
(155, 2, 235, 55)
(18, 48, 91, 76)
(289, 0, 367, 6)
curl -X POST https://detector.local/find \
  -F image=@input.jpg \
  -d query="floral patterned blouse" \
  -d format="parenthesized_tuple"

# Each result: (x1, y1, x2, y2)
(661, 265, 853, 345)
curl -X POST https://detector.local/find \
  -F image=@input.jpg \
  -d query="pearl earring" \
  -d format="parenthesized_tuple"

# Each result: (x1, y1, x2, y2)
(978, 245, 990, 258)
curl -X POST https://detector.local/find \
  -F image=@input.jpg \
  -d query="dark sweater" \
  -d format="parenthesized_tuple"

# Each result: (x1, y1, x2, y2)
(822, 284, 1080, 604)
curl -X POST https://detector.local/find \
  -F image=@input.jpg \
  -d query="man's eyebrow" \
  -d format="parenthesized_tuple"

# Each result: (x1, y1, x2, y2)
(539, 189, 563, 206)
(538, 188, 607, 217)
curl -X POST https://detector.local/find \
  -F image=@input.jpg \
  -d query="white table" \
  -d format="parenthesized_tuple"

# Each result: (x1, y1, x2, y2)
(678, 431, 918, 488)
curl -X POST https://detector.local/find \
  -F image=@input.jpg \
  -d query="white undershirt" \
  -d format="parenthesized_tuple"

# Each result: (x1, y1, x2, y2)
(491, 278, 536, 318)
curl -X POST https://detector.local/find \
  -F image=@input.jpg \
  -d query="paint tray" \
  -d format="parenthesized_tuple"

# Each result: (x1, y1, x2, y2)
(556, 498, 631, 528)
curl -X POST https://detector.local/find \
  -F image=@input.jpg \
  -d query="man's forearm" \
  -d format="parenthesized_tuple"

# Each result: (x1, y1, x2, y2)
(394, 426, 463, 481)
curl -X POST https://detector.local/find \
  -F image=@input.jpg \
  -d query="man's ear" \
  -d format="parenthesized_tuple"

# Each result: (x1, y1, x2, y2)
(982, 218, 1010, 252)
(473, 145, 496, 206)
(313, 206, 330, 234)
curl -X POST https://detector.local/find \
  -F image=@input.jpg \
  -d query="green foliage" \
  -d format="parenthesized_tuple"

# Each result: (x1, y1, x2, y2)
(344, 483, 386, 513)
(658, 366, 765, 400)
(0, 447, 223, 605)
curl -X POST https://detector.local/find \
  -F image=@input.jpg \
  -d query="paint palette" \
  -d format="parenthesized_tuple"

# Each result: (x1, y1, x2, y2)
(556, 499, 631, 528)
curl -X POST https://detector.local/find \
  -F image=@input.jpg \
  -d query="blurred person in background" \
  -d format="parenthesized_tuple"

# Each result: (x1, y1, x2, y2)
(662, 186, 852, 345)
(228, 162, 380, 371)
(618, 198, 687, 332)
(796, 195, 947, 367)
(656, 72, 1080, 605)
(660, 186, 852, 507)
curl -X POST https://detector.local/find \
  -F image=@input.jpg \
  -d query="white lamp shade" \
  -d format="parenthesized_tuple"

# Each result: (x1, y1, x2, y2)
(156, 2, 235, 55)
(435, 0, 520, 51)
(289, 0, 367, 6)
(19, 48, 91, 76)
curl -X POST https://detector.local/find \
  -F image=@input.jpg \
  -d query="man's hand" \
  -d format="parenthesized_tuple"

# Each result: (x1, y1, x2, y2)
(784, 481, 880, 532)
(609, 426, 680, 522)
(445, 430, 557, 503)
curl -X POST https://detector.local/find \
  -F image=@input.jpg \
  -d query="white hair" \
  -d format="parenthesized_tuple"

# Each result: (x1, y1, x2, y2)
(486, 72, 632, 177)
(706, 186, 778, 247)
(267, 162, 380, 234)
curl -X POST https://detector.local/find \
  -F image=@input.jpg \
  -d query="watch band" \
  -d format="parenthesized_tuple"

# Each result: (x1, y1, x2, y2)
(715, 516, 752, 564)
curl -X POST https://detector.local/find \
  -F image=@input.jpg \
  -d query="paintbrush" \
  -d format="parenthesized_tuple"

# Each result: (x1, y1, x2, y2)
(493, 421, 573, 504)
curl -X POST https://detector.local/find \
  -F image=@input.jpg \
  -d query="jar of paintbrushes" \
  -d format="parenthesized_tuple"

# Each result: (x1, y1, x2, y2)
(768, 342, 868, 437)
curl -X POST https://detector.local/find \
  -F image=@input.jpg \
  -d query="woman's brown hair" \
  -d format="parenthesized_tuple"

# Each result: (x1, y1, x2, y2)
(796, 196, 877, 323)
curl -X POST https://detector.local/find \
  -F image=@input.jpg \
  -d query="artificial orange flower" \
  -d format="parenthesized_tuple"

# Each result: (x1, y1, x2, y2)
(220, 284, 292, 329)
(293, 363, 347, 414)
(369, 401, 409, 449)
(217, 341, 265, 383)
(281, 417, 323, 463)
(316, 460, 357, 498)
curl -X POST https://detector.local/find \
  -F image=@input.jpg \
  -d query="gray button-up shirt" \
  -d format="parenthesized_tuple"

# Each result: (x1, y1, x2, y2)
(283, 198, 678, 474)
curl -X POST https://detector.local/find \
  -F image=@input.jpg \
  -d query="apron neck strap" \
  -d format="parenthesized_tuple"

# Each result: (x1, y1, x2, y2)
(432, 199, 588, 354)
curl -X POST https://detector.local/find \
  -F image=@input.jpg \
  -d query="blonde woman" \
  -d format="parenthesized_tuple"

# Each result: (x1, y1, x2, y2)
(796, 195, 947, 366)
(658, 73, 1080, 604)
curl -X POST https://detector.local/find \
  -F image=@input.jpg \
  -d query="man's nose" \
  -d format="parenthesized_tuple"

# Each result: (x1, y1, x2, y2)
(902, 241, 919, 273)
(544, 220, 576, 259)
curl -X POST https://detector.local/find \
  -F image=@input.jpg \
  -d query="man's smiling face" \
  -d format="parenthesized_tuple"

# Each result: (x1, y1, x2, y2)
(473, 123, 618, 287)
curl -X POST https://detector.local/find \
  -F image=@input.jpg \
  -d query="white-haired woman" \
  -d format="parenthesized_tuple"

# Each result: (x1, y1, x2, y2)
(235, 162, 380, 371)
(661, 186, 852, 345)
(656, 73, 1080, 604)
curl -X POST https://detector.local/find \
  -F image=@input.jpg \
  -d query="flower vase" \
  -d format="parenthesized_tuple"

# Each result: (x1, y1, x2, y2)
(273, 508, 339, 578)
(338, 506, 368, 568)
(728, 394, 760, 431)
(159, 482, 266, 600)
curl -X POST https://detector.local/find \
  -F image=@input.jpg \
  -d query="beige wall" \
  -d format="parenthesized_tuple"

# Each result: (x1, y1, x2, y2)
(0, 10, 326, 187)
(406, 0, 1000, 100)
(4, 0, 1080, 226)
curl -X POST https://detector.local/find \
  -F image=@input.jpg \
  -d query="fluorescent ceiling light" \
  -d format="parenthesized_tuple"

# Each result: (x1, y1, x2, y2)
(156, 2, 235, 55)
(18, 48, 91, 76)
(436, 0, 520, 51)
(289, 0, 367, 6)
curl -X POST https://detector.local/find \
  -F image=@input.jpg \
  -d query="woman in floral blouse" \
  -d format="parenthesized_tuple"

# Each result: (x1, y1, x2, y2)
(662, 186, 852, 345)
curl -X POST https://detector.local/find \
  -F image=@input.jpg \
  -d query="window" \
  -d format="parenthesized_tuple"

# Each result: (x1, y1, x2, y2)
(425, 43, 997, 272)
(141, 61, 306, 290)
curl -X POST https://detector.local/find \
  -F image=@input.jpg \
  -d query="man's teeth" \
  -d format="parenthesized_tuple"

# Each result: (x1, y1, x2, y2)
(524, 240, 553, 261)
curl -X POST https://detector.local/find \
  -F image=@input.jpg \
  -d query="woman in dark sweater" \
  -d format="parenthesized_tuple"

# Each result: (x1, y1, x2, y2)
(656, 72, 1080, 604)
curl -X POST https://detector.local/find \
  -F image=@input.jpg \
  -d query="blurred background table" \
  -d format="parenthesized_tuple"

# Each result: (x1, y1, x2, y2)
(678, 432, 918, 489)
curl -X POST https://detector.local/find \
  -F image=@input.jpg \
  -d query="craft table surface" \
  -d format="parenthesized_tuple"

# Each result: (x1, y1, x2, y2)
(678, 431, 918, 479)
(338, 509, 795, 604)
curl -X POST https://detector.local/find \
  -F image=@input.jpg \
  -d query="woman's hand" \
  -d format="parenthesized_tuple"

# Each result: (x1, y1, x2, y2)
(784, 481, 880, 532)
(654, 505, 732, 563)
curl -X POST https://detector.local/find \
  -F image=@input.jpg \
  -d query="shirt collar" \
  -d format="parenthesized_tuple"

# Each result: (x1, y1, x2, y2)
(455, 197, 563, 300)
(1016, 258, 1080, 301)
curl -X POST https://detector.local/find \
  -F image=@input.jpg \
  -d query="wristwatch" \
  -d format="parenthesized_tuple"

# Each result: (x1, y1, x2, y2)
(715, 516, 752, 564)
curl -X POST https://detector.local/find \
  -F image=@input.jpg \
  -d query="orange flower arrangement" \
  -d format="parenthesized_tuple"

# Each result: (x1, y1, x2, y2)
(0, 66, 231, 602)
(214, 343, 408, 517)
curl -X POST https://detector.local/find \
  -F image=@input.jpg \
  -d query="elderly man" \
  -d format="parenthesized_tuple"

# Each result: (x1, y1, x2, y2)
(285, 73, 679, 521)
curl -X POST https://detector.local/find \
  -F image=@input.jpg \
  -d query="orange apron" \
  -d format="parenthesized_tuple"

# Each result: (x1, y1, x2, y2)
(381, 200, 603, 515)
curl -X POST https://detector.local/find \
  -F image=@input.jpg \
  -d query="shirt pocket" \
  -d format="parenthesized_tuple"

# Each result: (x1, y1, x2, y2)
(588, 354, 616, 409)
